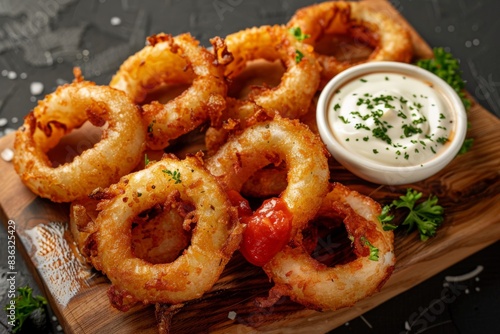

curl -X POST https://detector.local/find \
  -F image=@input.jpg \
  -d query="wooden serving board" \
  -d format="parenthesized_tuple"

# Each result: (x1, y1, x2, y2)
(1, 0, 499, 333)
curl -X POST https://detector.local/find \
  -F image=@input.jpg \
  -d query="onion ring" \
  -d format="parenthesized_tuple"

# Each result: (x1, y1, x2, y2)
(109, 35, 195, 104)
(88, 155, 242, 310)
(262, 182, 395, 311)
(205, 25, 321, 154)
(223, 25, 320, 118)
(287, 1, 413, 86)
(13, 80, 146, 203)
(206, 117, 329, 238)
(111, 33, 228, 150)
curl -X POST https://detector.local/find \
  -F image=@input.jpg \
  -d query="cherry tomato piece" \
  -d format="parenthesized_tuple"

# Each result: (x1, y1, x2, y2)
(240, 197, 292, 266)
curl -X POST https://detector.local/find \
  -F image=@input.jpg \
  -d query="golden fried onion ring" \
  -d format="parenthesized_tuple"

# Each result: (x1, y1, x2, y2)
(223, 25, 320, 118)
(262, 182, 395, 311)
(205, 25, 321, 154)
(109, 35, 195, 104)
(206, 117, 329, 236)
(13, 81, 146, 203)
(287, 1, 413, 86)
(111, 33, 227, 150)
(90, 156, 242, 309)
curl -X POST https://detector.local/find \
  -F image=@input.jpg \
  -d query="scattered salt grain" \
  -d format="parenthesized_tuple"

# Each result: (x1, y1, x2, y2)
(45, 51, 54, 65)
(110, 16, 122, 26)
(1, 148, 14, 162)
(227, 311, 237, 320)
(11, 117, 18, 124)
(0, 118, 7, 127)
(30, 82, 44, 96)
(7, 71, 17, 80)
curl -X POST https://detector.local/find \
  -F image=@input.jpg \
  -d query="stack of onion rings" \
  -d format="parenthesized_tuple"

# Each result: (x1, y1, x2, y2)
(10, 0, 406, 322)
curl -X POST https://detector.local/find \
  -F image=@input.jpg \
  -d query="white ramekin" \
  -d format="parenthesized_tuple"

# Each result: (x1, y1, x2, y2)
(316, 61, 468, 185)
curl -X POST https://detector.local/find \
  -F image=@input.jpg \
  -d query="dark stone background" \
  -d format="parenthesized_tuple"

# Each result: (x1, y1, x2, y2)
(1, 0, 499, 333)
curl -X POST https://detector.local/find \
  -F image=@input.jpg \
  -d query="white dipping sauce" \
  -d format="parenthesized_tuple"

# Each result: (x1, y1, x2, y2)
(328, 72, 454, 167)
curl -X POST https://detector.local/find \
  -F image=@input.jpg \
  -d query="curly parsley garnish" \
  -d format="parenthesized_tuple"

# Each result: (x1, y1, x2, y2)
(162, 169, 181, 184)
(144, 154, 150, 166)
(294, 49, 304, 63)
(378, 188, 444, 241)
(289, 27, 310, 41)
(416, 47, 473, 154)
(458, 138, 474, 155)
(378, 205, 398, 231)
(360, 236, 379, 261)
(4, 286, 47, 333)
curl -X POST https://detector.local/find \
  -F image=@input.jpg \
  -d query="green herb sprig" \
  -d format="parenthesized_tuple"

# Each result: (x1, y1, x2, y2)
(162, 169, 181, 184)
(289, 27, 310, 41)
(360, 236, 379, 261)
(378, 188, 444, 241)
(295, 49, 304, 63)
(4, 286, 47, 333)
(416, 47, 473, 154)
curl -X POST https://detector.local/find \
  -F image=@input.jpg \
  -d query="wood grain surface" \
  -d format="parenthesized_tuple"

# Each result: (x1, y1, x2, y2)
(1, 0, 499, 333)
